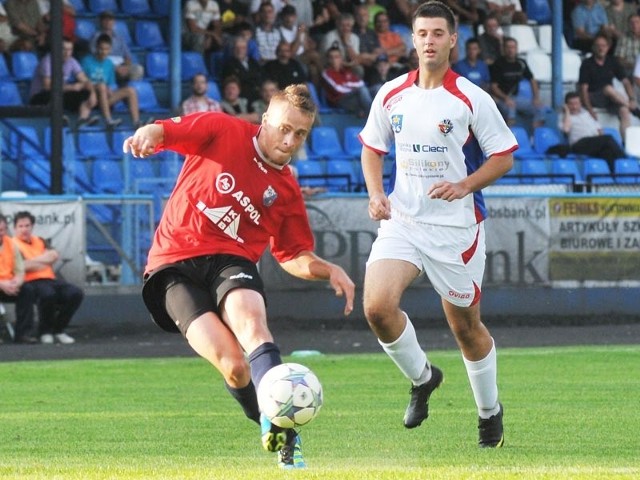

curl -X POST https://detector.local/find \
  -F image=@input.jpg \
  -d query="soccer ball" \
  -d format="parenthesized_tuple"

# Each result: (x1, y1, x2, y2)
(257, 363, 323, 429)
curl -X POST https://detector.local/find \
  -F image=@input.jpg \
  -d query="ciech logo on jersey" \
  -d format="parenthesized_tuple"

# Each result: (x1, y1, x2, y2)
(397, 142, 449, 154)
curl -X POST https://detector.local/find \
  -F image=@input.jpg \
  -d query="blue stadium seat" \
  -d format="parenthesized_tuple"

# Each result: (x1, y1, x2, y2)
(519, 158, 550, 184)
(10, 125, 42, 158)
(121, 0, 152, 16)
(310, 126, 351, 160)
(510, 126, 536, 158)
(495, 161, 520, 184)
(22, 156, 50, 193)
(77, 128, 117, 159)
(111, 129, 134, 155)
(583, 157, 614, 184)
(326, 159, 357, 192)
(527, 0, 552, 24)
(88, 0, 119, 14)
(306, 81, 332, 114)
(65, 159, 93, 194)
(11, 51, 39, 81)
(0, 80, 23, 106)
(382, 158, 395, 191)
(389, 23, 413, 52)
(145, 51, 169, 80)
(294, 160, 326, 189)
(114, 20, 133, 46)
(129, 80, 169, 112)
(455, 23, 474, 61)
(207, 80, 221, 101)
(135, 20, 167, 50)
(130, 158, 157, 193)
(601, 126, 623, 148)
(75, 18, 96, 41)
(343, 126, 363, 158)
(614, 158, 640, 184)
(158, 152, 183, 190)
(151, 0, 169, 15)
(533, 126, 566, 155)
(551, 158, 582, 184)
(92, 158, 124, 193)
(208, 51, 225, 82)
(69, 0, 87, 13)
(181, 51, 208, 81)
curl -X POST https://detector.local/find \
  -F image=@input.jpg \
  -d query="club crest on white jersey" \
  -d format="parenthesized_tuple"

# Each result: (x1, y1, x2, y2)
(438, 119, 453, 136)
(391, 114, 403, 133)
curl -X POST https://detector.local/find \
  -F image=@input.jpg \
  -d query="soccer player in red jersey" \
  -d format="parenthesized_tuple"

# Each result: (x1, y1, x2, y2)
(123, 84, 354, 469)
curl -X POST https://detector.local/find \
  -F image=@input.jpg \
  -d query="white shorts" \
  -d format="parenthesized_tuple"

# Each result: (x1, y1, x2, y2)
(366, 219, 486, 307)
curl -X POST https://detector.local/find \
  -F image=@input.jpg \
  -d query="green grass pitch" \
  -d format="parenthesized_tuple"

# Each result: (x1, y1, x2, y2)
(0, 346, 639, 479)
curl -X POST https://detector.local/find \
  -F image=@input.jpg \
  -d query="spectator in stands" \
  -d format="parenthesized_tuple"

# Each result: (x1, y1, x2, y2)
(182, 73, 223, 114)
(228, 20, 260, 62)
(308, 1, 332, 43)
(561, 91, 626, 170)
(443, 0, 480, 29)
(37, 0, 76, 44)
(82, 34, 142, 128)
(373, 11, 406, 67)
(453, 38, 491, 92)
(250, 78, 278, 117)
(0, 3, 18, 55)
(278, 5, 305, 57)
(221, 35, 263, 103)
(182, 0, 224, 54)
(254, 1, 280, 63)
(478, 14, 502, 66)
(220, 75, 259, 122)
(249, 0, 285, 18)
(29, 37, 99, 127)
(13, 211, 84, 345)
(485, 0, 527, 26)
(4, 0, 47, 52)
(0, 214, 37, 344)
(489, 37, 546, 127)
(605, 0, 634, 48)
(288, 0, 314, 28)
(614, 13, 640, 79)
(365, 53, 402, 97)
(571, 0, 613, 55)
(263, 40, 308, 89)
(218, 0, 249, 34)
(579, 34, 639, 140)
(320, 12, 363, 77)
(321, 46, 372, 117)
(354, 4, 384, 75)
(364, 0, 386, 29)
(90, 10, 144, 84)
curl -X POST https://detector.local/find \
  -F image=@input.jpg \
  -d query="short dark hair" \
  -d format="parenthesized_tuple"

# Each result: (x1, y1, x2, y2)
(412, 1, 456, 33)
(96, 33, 112, 46)
(13, 211, 35, 227)
(565, 91, 580, 103)
(465, 37, 480, 48)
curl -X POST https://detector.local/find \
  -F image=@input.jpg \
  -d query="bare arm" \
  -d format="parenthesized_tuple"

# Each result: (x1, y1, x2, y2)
(362, 145, 391, 221)
(428, 154, 514, 201)
(123, 123, 164, 157)
(279, 251, 355, 316)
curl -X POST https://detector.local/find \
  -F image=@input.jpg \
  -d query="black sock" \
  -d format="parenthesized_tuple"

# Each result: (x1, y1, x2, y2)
(248, 342, 282, 389)
(225, 381, 260, 424)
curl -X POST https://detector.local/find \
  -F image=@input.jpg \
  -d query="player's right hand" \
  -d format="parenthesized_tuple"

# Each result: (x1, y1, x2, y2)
(122, 124, 163, 158)
(368, 193, 391, 221)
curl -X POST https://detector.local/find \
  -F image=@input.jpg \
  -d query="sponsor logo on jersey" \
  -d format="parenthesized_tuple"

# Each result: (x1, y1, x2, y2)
(391, 114, 403, 133)
(230, 272, 254, 280)
(216, 173, 235, 194)
(397, 142, 449, 154)
(170, 117, 182, 123)
(438, 118, 453, 136)
(263, 185, 277, 207)
(398, 158, 450, 172)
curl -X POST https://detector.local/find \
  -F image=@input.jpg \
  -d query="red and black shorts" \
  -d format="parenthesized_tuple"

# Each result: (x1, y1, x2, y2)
(142, 254, 265, 336)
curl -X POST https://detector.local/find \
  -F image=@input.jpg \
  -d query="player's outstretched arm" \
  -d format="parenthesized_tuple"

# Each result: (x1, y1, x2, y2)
(123, 124, 164, 158)
(279, 251, 355, 316)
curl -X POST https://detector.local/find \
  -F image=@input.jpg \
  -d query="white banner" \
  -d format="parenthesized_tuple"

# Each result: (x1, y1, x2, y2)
(0, 200, 85, 287)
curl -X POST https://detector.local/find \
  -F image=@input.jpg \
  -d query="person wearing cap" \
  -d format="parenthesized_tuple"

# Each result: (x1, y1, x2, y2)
(90, 10, 144, 84)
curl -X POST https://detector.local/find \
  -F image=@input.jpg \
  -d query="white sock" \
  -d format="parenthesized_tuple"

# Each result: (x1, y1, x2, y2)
(463, 339, 500, 418)
(379, 312, 430, 385)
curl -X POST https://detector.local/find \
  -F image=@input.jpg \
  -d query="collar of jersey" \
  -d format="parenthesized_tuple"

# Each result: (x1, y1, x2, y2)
(253, 134, 287, 170)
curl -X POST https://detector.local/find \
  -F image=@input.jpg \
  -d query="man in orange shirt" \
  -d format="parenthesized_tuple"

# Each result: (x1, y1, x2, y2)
(12, 211, 83, 345)
(373, 11, 407, 66)
(0, 214, 37, 344)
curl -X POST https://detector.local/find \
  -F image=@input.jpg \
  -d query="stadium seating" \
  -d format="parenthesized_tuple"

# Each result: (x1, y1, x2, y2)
(527, 0, 552, 25)
(0, 55, 11, 79)
(151, 0, 169, 15)
(208, 50, 225, 82)
(129, 80, 170, 112)
(69, 0, 87, 13)
(207, 80, 221, 101)
(503, 25, 544, 54)
(389, 23, 413, 52)
(77, 128, 117, 160)
(583, 157, 614, 184)
(494, 162, 520, 184)
(519, 158, 550, 184)
(92, 158, 124, 193)
(551, 158, 582, 184)
(455, 23, 474, 61)
(135, 21, 167, 50)
(181, 51, 208, 81)
(114, 20, 134, 46)
(0, 81, 23, 106)
(533, 126, 566, 155)
(525, 51, 552, 83)
(88, 0, 120, 15)
(601, 127, 623, 148)
(310, 126, 352, 160)
(326, 159, 357, 192)
(343, 125, 363, 158)
(145, 51, 169, 80)
(75, 18, 97, 41)
(294, 160, 326, 189)
(129, 158, 157, 193)
(11, 51, 39, 81)
(306, 81, 332, 114)
(510, 126, 536, 158)
(614, 158, 640, 183)
(22, 157, 50, 193)
(111, 129, 134, 156)
(121, 0, 152, 16)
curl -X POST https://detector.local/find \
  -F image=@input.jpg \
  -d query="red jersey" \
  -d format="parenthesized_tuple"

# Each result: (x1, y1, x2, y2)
(145, 112, 315, 274)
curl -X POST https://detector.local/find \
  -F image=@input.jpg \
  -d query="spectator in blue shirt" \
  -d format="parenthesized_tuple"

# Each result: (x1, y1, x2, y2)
(82, 34, 141, 128)
(571, 0, 614, 54)
(453, 38, 490, 92)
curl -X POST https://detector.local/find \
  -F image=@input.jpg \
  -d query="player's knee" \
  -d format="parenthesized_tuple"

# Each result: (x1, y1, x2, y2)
(220, 356, 251, 387)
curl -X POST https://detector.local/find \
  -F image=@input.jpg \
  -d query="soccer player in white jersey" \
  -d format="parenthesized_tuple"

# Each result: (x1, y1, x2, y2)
(359, 0, 518, 448)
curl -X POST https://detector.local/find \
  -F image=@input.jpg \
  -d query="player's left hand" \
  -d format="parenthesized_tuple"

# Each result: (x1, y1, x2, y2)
(427, 181, 470, 202)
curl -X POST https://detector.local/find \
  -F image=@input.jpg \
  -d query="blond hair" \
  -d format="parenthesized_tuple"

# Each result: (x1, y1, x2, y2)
(270, 84, 317, 119)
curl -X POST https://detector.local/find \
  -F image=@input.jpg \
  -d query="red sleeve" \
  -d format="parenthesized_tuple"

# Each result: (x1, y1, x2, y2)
(157, 112, 240, 156)
(269, 193, 315, 263)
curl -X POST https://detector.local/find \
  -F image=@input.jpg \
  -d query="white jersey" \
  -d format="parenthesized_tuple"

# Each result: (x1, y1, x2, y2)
(359, 68, 518, 228)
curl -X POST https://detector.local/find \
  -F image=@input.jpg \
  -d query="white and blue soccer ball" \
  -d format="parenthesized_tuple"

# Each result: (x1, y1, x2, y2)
(257, 363, 323, 429)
